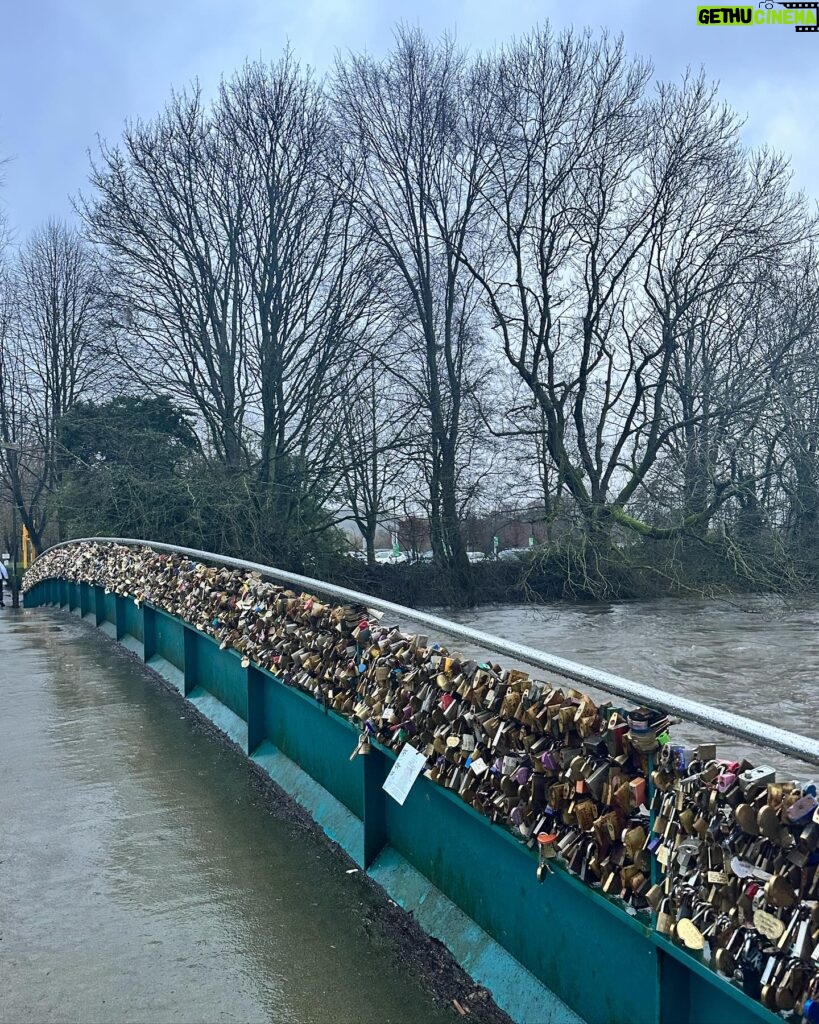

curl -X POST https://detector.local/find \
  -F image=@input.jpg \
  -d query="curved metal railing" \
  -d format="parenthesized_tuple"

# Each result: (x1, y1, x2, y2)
(33, 536, 819, 767)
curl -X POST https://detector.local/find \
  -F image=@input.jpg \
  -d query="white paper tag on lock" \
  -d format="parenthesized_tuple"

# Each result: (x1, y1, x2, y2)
(383, 744, 428, 806)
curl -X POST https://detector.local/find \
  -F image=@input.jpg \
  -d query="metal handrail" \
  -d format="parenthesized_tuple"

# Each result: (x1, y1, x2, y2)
(33, 536, 819, 767)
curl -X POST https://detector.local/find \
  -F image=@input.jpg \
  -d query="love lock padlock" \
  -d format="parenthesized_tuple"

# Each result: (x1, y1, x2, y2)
(739, 932, 766, 1000)
(537, 832, 558, 881)
(349, 730, 372, 760)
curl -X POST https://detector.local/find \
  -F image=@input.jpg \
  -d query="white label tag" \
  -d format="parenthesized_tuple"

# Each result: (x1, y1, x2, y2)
(382, 744, 428, 806)
(470, 757, 488, 776)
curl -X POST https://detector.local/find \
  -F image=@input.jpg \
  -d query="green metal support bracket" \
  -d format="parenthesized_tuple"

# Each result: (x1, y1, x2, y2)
(362, 747, 388, 869)
(247, 665, 265, 755)
(115, 595, 127, 641)
(142, 604, 156, 663)
(182, 624, 198, 698)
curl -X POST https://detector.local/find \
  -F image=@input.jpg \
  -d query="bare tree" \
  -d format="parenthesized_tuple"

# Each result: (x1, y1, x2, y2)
(333, 28, 498, 600)
(84, 59, 373, 561)
(633, 77, 812, 538)
(765, 247, 819, 547)
(215, 56, 374, 507)
(335, 346, 415, 563)
(0, 222, 108, 551)
(83, 89, 251, 470)
(464, 30, 812, 562)
(461, 30, 654, 549)
(19, 221, 110, 448)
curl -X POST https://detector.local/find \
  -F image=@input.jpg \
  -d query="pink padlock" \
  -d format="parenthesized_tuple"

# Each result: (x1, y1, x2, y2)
(716, 771, 737, 793)
(787, 795, 817, 822)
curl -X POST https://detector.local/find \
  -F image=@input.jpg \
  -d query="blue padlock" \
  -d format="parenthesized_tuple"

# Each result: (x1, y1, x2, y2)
(804, 997, 819, 1023)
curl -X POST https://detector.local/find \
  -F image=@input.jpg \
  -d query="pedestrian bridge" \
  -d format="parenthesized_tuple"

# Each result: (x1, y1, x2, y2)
(12, 538, 819, 1024)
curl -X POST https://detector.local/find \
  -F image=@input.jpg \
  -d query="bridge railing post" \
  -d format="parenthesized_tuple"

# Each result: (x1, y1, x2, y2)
(142, 604, 156, 663)
(247, 666, 265, 756)
(362, 747, 388, 869)
(115, 595, 127, 641)
(182, 624, 198, 697)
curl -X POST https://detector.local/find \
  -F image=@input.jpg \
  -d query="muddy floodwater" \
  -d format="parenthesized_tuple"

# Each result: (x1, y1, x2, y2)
(438, 594, 819, 778)
(0, 610, 456, 1024)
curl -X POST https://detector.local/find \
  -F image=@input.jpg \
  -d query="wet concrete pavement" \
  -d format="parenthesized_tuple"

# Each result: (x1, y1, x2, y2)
(0, 608, 455, 1024)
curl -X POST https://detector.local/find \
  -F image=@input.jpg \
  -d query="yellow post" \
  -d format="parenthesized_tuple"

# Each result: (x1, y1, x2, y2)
(21, 525, 31, 569)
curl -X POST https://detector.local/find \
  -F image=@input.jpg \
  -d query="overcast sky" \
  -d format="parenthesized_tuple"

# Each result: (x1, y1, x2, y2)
(1, 0, 817, 240)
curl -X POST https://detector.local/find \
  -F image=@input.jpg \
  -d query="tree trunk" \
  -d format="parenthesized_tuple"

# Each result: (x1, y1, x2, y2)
(365, 515, 377, 566)
(439, 441, 473, 605)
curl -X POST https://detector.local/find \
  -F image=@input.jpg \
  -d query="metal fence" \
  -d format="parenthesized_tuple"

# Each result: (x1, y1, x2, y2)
(37, 536, 819, 767)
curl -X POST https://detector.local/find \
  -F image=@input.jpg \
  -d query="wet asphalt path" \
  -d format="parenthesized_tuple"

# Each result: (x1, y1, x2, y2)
(0, 608, 454, 1024)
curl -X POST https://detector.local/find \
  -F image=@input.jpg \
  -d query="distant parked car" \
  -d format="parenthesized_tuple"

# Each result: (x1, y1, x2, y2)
(497, 547, 530, 561)
(374, 549, 408, 564)
(466, 550, 487, 563)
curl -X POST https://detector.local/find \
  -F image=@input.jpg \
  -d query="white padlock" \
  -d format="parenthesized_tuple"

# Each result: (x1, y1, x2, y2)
(737, 764, 776, 793)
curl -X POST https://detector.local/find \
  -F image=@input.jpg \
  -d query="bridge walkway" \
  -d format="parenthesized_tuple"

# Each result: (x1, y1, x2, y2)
(0, 609, 459, 1024)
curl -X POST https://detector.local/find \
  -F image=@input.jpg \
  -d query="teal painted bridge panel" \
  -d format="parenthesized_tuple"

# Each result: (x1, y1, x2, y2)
(251, 739, 365, 866)
(187, 685, 248, 749)
(79, 582, 95, 618)
(190, 632, 247, 721)
(152, 608, 184, 671)
(369, 846, 583, 1024)
(385, 770, 656, 1024)
(146, 608, 185, 693)
(123, 597, 143, 644)
(257, 672, 365, 820)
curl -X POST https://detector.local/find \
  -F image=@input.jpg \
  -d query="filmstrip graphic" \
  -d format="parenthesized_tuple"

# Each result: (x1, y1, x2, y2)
(767, 1, 819, 31)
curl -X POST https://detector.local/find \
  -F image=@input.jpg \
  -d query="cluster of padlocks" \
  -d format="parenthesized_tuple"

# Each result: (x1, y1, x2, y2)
(23, 543, 819, 1021)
